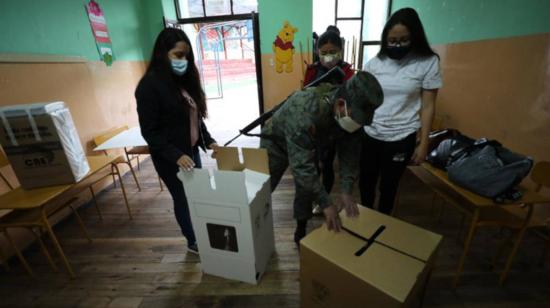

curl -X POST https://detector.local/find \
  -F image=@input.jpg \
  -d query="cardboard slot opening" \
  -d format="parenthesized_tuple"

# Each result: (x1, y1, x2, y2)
(342, 225, 386, 257)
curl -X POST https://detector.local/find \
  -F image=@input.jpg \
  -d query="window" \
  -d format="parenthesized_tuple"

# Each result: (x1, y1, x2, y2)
(176, 0, 258, 20)
(313, 0, 391, 69)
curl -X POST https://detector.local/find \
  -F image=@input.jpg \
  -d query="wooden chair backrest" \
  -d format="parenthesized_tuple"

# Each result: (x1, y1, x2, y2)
(93, 125, 129, 147)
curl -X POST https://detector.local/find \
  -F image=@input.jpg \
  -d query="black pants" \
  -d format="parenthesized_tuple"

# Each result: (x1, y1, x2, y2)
(151, 146, 201, 245)
(359, 132, 416, 215)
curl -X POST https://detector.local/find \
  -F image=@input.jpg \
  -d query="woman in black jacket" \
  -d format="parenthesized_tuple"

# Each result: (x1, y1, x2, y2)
(135, 28, 218, 254)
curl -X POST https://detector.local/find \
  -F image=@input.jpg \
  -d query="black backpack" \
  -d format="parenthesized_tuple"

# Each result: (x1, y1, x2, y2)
(445, 139, 533, 202)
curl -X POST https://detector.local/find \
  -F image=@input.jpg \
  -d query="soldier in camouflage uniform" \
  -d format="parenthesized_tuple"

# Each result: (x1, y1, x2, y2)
(260, 71, 383, 245)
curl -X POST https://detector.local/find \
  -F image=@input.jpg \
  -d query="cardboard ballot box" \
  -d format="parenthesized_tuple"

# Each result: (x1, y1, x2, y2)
(300, 206, 442, 308)
(0, 102, 89, 189)
(177, 147, 275, 284)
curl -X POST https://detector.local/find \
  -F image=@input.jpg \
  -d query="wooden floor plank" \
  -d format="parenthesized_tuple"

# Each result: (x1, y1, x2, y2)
(0, 156, 549, 307)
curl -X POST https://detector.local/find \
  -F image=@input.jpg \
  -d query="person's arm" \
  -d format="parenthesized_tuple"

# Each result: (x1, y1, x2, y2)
(411, 89, 437, 164)
(135, 78, 184, 164)
(412, 56, 442, 164)
(335, 130, 361, 217)
(286, 130, 342, 231)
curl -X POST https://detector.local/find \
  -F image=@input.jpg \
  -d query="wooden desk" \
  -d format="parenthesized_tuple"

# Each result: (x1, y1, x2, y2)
(0, 155, 130, 278)
(93, 126, 147, 151)
(409, 163, 550, 287)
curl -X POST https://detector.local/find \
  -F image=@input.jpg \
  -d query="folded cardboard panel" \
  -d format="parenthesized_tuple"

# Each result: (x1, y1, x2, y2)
(177, 147, 274, 284)
(300, 206, 442, 308)
(0, 102, 89, 189)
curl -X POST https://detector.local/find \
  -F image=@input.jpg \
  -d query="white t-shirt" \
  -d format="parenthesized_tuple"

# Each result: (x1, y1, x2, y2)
(363, 54, 442, 141)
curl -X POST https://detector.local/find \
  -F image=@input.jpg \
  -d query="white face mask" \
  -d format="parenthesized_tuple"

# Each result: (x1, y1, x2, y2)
(335, 101, 362, 133)
(320, 53, 341, 68)
(171, 58, 188, 76)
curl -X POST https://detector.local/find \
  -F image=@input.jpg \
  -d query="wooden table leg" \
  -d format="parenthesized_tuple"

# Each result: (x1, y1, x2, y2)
(89, 186, 103, 220)
(68, 205, 92, 243)
(499, 204, 534, 285)
(112, 163, 133, 220)
(453, 208, 480, 288)
(30, 228, 58, 272)
(3, 229, 33, 277)
(41, 210, 75, 278)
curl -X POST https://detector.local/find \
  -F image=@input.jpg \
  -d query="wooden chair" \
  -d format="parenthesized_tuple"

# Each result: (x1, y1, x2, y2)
(0, 197, 89, 277)
(0, 155, 132, 277)
(94, 126, 163, 192)
(94, 126, 141, 190)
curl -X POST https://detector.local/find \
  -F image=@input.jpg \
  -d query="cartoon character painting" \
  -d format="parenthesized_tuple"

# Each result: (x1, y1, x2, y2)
(272, 21, 298, 73)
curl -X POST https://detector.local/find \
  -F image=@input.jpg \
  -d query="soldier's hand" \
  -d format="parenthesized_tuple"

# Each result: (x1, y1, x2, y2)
(341, 193, 359, 218)
(323, 204, 341, 232)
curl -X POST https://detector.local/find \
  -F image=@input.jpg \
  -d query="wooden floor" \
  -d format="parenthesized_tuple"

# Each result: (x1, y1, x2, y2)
(0, 152, 549, 307)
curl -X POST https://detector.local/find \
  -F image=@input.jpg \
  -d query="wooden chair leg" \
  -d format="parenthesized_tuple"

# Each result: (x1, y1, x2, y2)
(126, 162, 141, 191)
(453, 209, 480, 288)
(110, 164, 117, 188)
(30, 228, 58, 272)
(2, 229, 33, 277)
(124, 149, 141, 191)
(137, 155, 141, 171)
(112, 163, 133, 220)
(499, 205, 534, 285)
(41, 211, 75, 278)
(68, 205, 92, 243)
(89, 187, 103, 220)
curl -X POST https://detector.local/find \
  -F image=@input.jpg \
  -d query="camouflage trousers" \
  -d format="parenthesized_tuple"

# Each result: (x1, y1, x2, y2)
(260, 137, 315, 221)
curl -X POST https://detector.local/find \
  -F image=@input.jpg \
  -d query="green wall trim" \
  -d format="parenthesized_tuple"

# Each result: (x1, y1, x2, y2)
(392, 0, 550, 45)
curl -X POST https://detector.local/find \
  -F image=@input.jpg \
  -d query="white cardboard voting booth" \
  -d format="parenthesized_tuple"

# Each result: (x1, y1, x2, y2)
(177, 147, 275, 284)
(0, 102, 89, 189)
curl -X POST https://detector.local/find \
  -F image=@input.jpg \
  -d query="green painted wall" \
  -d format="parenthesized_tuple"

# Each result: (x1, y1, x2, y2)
(0, 0, 163, 61)
(258, 0, 312, 54)
(392, 0, 550, 45)
(162, 0, 178, 20)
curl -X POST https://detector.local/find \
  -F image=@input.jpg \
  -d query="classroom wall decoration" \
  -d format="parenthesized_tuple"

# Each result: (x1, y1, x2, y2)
(272, 21, 298, 73)
(85, 0, 113, 66)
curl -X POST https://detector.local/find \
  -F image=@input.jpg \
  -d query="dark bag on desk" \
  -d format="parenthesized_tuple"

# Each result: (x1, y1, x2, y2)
(426, 131, 475, 169)
(446, 140, 533, 201)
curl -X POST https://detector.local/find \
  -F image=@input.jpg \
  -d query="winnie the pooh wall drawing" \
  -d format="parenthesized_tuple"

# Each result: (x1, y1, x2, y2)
(272, 21, 298, 73)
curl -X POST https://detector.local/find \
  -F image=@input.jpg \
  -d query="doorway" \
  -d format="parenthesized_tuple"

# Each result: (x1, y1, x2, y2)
(167, 9, 263, 149)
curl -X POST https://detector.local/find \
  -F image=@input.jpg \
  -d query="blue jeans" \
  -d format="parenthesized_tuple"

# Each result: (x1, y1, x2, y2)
(151, 146, 202, 245)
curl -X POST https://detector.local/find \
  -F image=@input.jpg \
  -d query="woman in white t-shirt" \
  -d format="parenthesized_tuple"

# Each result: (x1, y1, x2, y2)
(360, 8, 442, 215)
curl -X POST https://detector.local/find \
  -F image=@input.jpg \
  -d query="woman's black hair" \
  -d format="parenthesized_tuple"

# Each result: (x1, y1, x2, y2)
(147, 28, 207, 118)
(317, 28, 343, 50)
(378, 7, 438, 59)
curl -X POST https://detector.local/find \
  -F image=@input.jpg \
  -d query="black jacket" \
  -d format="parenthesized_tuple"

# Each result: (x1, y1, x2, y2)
(135, 72, 216, 164)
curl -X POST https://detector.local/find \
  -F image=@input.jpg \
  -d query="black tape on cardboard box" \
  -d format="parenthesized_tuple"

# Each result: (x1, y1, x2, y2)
(342, 225, 424, 262)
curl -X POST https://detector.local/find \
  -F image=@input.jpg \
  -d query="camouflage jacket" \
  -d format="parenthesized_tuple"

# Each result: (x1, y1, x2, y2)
(261, 84, 362, 208)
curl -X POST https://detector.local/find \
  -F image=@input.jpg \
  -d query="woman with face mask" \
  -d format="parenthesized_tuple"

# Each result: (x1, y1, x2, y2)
(135, 28, 219, 254)
(304, 27, 355, 215)
(360, 8, 442, 215)
(304, 27, 354, 87)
